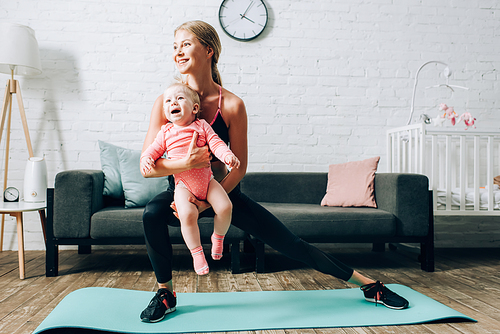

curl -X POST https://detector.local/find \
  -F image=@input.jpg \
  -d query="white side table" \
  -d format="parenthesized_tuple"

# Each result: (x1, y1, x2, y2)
(0, 201, 46, 279)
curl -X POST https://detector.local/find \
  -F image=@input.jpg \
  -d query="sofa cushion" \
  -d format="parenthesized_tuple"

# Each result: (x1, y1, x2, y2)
(90, 207, 246, 241)
(115, 147, 170, 208)
(98, 140, 171, 208)
(90, 207, 145, 238)
(98, 140, 125, 199)
(240, 173, 328, 204)
(89, 203, 395, 241)
(321, 156, 379, 208)
(260, 202, 396, 241)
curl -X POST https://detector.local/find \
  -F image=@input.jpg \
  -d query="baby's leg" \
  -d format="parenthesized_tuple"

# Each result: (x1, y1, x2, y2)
(175, 187, 209, 275)
(206, 179, 233, 260)
(175, 187, 201, 249)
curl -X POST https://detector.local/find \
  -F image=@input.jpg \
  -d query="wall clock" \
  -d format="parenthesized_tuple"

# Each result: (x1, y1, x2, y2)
(219, 0, 268, 42)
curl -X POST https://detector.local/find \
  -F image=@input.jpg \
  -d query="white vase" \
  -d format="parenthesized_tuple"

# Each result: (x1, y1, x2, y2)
(24, 156, 47, 202)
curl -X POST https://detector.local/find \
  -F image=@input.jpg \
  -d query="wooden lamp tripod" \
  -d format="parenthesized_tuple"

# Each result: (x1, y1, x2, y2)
(0, 23, 43, 251)
(0, 69, 37, 251)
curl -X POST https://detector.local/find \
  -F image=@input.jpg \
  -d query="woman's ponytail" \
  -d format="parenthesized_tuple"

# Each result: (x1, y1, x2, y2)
(212, 62, 222, 86)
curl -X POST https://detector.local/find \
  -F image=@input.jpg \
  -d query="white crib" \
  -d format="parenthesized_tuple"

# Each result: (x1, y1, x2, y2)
(387, 123, 500, 216)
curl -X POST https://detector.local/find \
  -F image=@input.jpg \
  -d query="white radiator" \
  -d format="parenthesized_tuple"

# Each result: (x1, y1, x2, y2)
(387, 123, 500, 215)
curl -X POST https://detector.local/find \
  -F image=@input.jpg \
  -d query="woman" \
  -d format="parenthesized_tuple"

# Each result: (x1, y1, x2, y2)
(140, 20, 409, 323)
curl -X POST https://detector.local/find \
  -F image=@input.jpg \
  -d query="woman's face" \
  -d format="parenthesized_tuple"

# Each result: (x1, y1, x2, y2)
(173, 29, 210, 75)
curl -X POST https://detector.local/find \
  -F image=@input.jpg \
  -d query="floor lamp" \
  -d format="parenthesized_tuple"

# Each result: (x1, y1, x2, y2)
(0, 23, 42, 251)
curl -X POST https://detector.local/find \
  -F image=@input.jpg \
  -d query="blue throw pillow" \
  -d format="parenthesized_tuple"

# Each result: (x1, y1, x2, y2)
(115, 147, 170, 208)
(98, 140, 124, 199)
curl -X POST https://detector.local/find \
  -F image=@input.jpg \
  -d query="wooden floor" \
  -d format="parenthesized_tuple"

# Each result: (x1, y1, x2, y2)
(1, 245, 499, 334)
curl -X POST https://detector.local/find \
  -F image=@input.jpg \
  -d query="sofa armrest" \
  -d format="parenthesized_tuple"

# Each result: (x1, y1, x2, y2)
(53, 170, 105, 238)
(374, 173, 430, 237)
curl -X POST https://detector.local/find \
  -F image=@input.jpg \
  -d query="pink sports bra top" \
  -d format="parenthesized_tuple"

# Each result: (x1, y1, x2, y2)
(208, 86, 229, 146)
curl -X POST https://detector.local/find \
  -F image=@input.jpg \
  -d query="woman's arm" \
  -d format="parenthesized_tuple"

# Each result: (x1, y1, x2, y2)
(141, 95, 211, 178)
(142, 95, 167, 152)
(218, 92, 248, 193)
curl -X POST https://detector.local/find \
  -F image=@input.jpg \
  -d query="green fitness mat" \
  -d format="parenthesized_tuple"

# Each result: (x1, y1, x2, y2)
(34, 285, 475, 333)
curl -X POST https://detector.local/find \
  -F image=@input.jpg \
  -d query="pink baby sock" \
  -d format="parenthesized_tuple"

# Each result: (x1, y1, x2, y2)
(211, 233, 225, 260)
(190, 246, 209, 275)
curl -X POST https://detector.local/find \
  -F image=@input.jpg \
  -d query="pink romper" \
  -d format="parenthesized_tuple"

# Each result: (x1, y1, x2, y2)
(141, 118, 234, 200)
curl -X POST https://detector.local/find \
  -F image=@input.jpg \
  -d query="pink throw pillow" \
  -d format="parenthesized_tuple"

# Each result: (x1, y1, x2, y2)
(321, 156, 380, 208)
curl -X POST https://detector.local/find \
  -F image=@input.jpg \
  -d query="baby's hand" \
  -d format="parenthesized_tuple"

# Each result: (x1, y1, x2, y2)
(140, 156, 156, 175)
(224, 155, 240, 169)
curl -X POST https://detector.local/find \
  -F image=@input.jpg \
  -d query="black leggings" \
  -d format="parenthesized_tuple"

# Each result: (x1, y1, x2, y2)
(143, 184, 354, 283)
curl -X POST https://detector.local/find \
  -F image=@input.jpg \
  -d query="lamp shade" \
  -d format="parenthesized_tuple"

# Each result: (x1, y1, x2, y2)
(0, 23, 42, 76)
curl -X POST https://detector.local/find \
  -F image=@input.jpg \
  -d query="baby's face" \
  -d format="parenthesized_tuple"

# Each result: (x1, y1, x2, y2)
(163, 86, 198, 126)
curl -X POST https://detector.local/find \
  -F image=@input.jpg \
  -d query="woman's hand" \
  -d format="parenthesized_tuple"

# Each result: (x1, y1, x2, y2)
(170, 196, 212, 219)
(185, 132, 211, 169)
(142, 132, 210, 178)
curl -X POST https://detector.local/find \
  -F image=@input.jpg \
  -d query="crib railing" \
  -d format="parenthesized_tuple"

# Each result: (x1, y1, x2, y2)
(387, 123, 500, 215)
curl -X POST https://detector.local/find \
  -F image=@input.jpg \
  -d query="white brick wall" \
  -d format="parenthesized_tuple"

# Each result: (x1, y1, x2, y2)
(1, 0, 499, 250)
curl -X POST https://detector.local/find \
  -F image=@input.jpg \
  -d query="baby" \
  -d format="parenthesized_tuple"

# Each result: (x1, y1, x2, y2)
(141, 82, 240, 275)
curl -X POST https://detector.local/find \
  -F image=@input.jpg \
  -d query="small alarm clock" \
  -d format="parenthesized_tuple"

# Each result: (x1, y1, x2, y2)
(4, 186, 20, 202)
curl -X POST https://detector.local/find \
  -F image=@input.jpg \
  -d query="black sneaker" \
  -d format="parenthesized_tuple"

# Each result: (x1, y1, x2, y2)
(360, 281, 409, 310)
(140, 288, 177, 323)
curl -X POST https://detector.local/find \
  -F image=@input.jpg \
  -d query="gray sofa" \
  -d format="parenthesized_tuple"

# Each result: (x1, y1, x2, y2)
(239, 172, 433, 273)
(46, 171, 434, 277)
